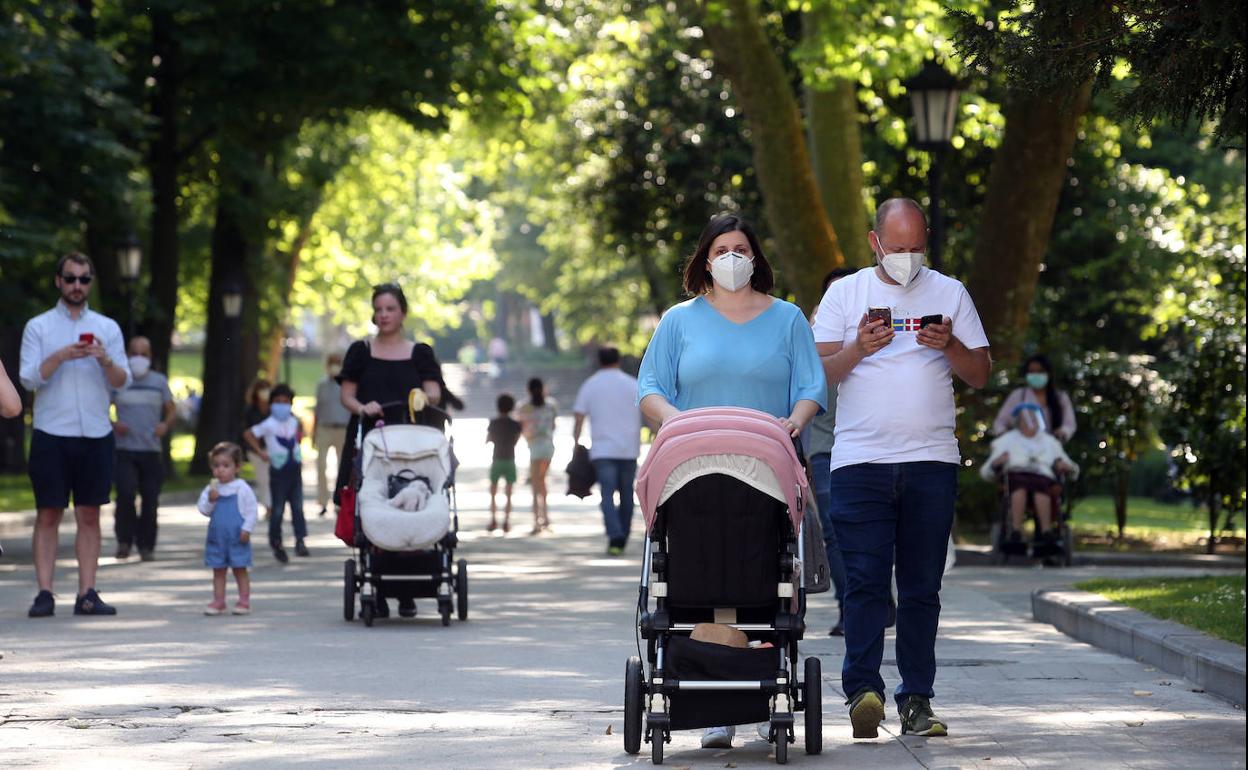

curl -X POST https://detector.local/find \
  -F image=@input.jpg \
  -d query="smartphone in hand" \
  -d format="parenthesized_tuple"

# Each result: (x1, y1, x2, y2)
(867, 307, 892, 329)
(78, 333, 95, 344)
(920, 314, 943, 329)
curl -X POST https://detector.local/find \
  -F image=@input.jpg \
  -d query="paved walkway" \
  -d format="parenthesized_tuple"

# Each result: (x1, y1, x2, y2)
(1, 418, 1243, 768)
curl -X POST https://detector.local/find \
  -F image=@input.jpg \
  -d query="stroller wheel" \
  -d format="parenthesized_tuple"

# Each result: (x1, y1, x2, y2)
(361, 597, 375, 627)
(651, 728, 664, 765)
(439, 601, 451, 627)
(623, 656, 644, 754)
(989, 522, 1006, 565)
(343, 559, 357, 622)
(1062, 526, 1075, 566)
(804, 656, 822, 755)
(774, 727, 787, 765)
(456, 559, 469, 621)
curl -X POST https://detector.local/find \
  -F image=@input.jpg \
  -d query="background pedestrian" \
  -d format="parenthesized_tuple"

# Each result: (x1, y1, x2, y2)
(244, 383, 307, 562)
(313, 352, 350, 517)
(486, 393, 522, 533)
(518, 377, 557, 534)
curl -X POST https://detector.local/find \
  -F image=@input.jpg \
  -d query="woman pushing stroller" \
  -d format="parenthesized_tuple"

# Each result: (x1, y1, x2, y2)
(637, 212, 825, 751)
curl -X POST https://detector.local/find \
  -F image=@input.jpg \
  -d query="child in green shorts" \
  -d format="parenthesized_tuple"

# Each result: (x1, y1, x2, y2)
(486, 393, 523, 533)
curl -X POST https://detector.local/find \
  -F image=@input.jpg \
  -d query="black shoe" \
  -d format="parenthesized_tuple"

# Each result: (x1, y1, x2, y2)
(115, 544, 131, 560)
(374, 597, 390, 618)
(318, 506, 327, 518)
(398, 598, 417, 618)
(73, 588, 117, 616)
(828, 613, 844, 637)
(28, 590, 55, 618)
(139, 549, 155, 562)
(294, 540, 310, 557)
(886, 594, 897, 629)
(272, 545, 289, 563)
(1007, 530, 1023, 544)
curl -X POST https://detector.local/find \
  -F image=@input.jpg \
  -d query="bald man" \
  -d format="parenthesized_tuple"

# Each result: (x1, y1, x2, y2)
(812, 198, 991, 739)
(111, 336, 176, 561)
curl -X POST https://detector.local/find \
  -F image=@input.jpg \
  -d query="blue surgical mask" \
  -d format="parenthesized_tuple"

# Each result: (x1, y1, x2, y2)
(270, 403, 293, 421)
(1025, 372, 1049, 389)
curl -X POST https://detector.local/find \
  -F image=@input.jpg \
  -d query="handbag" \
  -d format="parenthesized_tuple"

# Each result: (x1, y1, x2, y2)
(565, 444, 597, 499)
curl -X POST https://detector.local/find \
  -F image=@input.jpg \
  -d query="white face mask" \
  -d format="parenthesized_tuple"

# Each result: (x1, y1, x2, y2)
(709, 251, 755, 292)
(878, 250, 925, 287)
(128, 355, 151, 378)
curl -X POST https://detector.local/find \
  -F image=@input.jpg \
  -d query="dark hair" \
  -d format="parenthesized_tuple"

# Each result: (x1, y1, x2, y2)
(1020, 354, 1063, 432)
(527, 377, 545, 407)
(245, 378, 272, 409)
(682, 213, 775, 296)
(372, 283, 408, 315)
(56, 251, 94, 277)
(209, 441, 243, 466)
(821, 267, 856, 294)
(598, 346, 621, 367)
(497, 393, 515, 414)
(269, 383, 295, 402)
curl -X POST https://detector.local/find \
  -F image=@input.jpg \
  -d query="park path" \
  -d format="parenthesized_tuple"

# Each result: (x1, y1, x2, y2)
(0, 418, 1243, 769)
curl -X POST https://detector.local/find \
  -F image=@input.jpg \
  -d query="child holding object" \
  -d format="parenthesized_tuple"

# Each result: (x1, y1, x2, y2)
(244, 383, 308, 562)
(198, 442, 257, 615)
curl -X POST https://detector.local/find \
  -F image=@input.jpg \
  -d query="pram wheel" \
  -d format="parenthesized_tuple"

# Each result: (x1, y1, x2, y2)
(774, 728, 787, 764)
(804, 656, 822, 755)
(361, 597, 376, 627)
(439, 600, 451, 626)
(456, 559, 469, 621)
(1062, 526, 1074, 566)
(343, 559, 356, 622)
(651, 728, 664, 765)
(623, 656, 644, 754)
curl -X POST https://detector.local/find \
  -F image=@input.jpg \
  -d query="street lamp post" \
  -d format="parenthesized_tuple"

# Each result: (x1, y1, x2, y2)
(116, 233, 143, 339)
(903, 60, 964, 272)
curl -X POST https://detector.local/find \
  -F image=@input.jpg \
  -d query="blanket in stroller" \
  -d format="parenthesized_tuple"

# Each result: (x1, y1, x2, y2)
(358, 425, 452, 551)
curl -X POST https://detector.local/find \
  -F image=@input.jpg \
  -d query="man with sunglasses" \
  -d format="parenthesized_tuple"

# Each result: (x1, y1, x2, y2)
(19, 252, 131, 617)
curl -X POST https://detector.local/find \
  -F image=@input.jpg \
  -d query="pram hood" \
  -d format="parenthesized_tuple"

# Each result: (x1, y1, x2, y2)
(358, 424, 452, 551)
(636, 407, 808, 534)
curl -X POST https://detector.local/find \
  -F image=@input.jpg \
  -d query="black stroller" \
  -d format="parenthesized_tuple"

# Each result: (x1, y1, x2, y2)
(626, 407, 822, 765)
(342, 391, 467, 626)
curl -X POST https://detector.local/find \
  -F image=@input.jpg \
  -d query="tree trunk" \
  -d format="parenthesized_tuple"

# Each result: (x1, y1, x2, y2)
(1207, 475, 1220, 555)
(965, 81, 1093, 367)
(1114, 469, 1129, 541)
(146, 7, 181, 376)
(698, 0, 844, 311)
(540, 311, 559, 353)
(190, 188, 255, 475)
(802, 12, 870, 269)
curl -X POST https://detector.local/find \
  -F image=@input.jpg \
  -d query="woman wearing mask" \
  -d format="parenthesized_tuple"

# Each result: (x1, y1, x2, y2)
(336, 283, 448, 618)
(518, 377, 557, 535)
(637, 212, 826, 751)
(992, 354, 1076, 442)
(242, 378, 273, 519)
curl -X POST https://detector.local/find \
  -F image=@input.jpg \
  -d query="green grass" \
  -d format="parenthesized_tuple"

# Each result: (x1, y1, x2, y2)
(1076, 574, 1246, 646)
(168, 350, 327, 401)
(1071, 496, 1243, 536)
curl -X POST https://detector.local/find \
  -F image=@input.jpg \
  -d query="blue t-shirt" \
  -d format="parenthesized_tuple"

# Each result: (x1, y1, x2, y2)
(637, 296, 827, 418)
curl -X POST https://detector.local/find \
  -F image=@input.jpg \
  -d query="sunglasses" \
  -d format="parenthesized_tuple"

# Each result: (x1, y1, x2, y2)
(60, 274, 93, 285)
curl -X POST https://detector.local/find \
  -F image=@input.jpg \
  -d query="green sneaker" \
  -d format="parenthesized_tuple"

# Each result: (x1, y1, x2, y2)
(847, 688, 885, 739)
(899, 696, 947, 736)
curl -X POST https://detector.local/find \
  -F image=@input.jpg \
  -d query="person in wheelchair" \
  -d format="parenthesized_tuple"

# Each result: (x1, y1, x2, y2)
(980, 404, 1079, 548)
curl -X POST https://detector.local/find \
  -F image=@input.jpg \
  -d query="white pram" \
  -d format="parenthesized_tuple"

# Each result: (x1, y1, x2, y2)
(342, 393, 466, 627)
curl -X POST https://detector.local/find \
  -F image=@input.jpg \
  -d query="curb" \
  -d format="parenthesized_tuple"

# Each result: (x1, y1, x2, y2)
(1032, 586, 1246, 707)
(956, 545, 1245, 569)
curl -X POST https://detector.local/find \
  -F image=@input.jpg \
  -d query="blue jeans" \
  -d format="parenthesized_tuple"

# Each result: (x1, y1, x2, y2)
(268, 461, 307, 547)
(593, 458, 637, 546)
(829, 461, 956, 702)
(811, 452, 847, 607)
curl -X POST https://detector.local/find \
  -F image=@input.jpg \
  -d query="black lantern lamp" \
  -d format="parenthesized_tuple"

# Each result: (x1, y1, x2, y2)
(902, 60, 964, 270)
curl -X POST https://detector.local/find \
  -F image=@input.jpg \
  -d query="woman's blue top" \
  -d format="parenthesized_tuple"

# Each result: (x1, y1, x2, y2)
(637, 296, 827, 418)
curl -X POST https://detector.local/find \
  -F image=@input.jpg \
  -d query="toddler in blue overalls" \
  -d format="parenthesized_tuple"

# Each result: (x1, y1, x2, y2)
(197, 442, 258, 615)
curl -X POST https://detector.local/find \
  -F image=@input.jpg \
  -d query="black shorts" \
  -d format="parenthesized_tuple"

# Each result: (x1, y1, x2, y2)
(28, 430, 115, 509)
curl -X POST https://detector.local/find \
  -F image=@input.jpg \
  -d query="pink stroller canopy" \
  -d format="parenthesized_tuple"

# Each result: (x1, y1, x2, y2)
(636, 407, 808, 533)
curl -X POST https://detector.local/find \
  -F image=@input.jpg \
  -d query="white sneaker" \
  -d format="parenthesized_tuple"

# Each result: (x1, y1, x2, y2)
(701, 725, 735, 749)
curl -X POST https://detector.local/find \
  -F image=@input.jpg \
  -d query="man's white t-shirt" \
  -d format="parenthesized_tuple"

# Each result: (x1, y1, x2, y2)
(812, 266, 989, 471)
(572, 367, 642, 461)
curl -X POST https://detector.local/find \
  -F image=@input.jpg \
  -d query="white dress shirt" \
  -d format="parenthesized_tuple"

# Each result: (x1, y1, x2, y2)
(20, 300, 131, 438)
